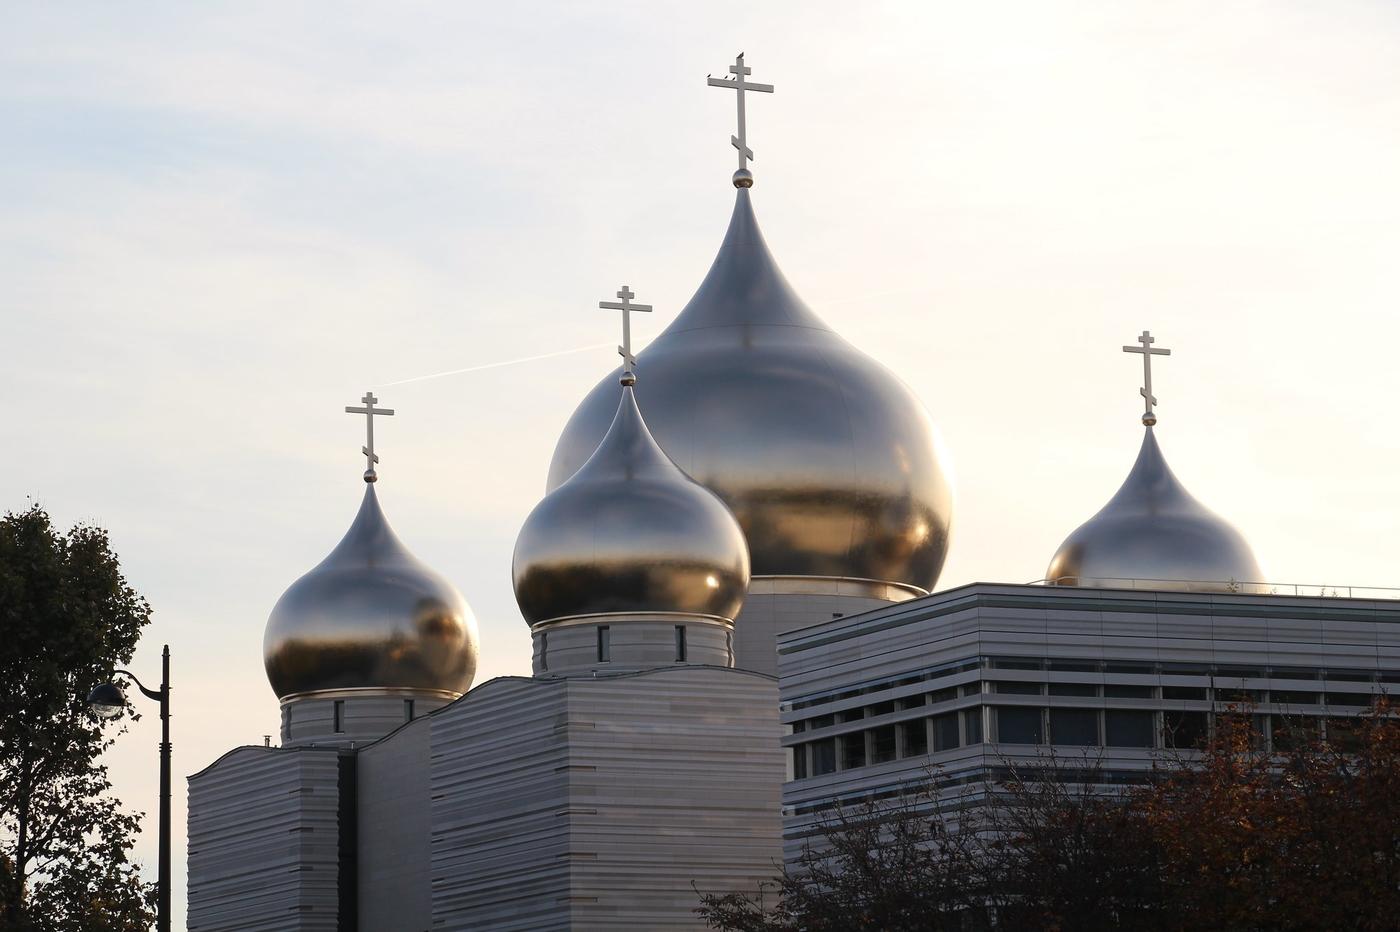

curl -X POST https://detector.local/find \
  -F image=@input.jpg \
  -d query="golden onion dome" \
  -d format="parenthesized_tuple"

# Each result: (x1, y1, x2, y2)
(263, 483, 480, 698)
(546, 188, 954, 593)
(514, 384, 750, 625)
(1046, 427, 1264, 592)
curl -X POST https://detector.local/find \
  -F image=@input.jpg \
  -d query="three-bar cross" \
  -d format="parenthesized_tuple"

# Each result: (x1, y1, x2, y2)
(345, 391, 395, 481)
(1122, 331, 1171, 426)
(599, 286, 653, 385)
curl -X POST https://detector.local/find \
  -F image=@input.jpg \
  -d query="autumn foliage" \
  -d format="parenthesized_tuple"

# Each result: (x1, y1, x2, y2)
(698, 704, 1400, 931)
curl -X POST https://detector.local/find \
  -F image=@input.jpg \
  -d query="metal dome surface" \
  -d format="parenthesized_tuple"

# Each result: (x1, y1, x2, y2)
(546, 188, 954, 592)
(264, 484, 479, 698)
(1046, 427, 1264, 592)
(515, 384, 750, 625)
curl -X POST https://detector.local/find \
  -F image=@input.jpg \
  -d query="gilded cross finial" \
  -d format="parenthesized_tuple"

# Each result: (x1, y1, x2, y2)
(707, 52, 774, 188)
(599, 285, 653, 385)
(345, 391, 395, 482)
(1122, 330, 1171, 426)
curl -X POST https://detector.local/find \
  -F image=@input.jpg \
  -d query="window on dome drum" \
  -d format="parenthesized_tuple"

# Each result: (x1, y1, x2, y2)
(597, 626, 610, 663)
(932, 712, 959, 752)
(997, 707, 1043, 745)
(811, 739, 836, 776)
(1105, 710, 1155, 747)
(901, 718, 928, 757)
(1049, 708, 1099, 746)
(725, 630, 733, 664)
(404, 699, 415, 722)
(281, 706, 289, 736)
(841, 733, 866, 770)
(539, 631, 548, 671)
(675, 625, 687, 663)
(1163, 710, 1207, 749)
(333, 700, 344, 734)
(871, 725, 898, 764)
(963, 708, 983, 744)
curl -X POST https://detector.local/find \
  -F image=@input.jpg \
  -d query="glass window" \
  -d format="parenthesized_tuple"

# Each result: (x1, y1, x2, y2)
(898, 694, 927, 711)
(404, 699, 415, 722)
(1326, 669, 1375, 683)
(868, 700, 896, 718)
(597, 625, 611, 663)
(792, 745, 808, 780)
(1049, 708, 1099, 746)
(871, 725, 897, 764)
(1271, 715, 1319, 751)
(333, 700, 345, 734)
(991, 657, 1043, 670)
(1216, 688, 1264, 705)
(1325, 717, 1364, 752)
(809, 714, 834, 730)
(1271, 666, 1321, 680)
(675, 625, 687, 662)
(927, 687, 956, 705)
(997, 707, 1043, 745)
(963, 708, 983, 744)
(1271, 690, 1319, 706)
(1216, 666, 1264, 679)
(790, 720, 806, 734)
(994, 682, 1044, 695)
(1106, 662, 1155, 675)
(1049, 660, 1099, 672)
(902, 719, 928, 757)
(811, 739, 837, 776)
(1105, 710, 1154, 747)
(1326, 692, 1374, 708)
(1049, 683, 1098, 697)
(540, 632, 548, 671)
(837, 708, 865, 724)
(841, 733, 866, 770)
(1159, 662, 1209, 676)
(1163, 710, 1207, 749)
(961, 683, 983, 698)
(931, 712, 959, 752)
(1163, 686, 1207, 701)
(1105, 684, 1153, 699)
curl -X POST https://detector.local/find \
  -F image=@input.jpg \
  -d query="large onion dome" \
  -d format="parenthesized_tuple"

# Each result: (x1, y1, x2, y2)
(546, 188, 953, 594)
(263, 483, 479, 698)
(1046, 427, 1264, 592)
(515, 384, 750, 625)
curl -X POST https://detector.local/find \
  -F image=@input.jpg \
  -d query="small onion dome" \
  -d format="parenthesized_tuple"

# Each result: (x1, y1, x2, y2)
(1046, 427, 1264, 592)
(513, 385, 750, 626)
(264, 484, 479, 698)
(546, 188, 953, 594)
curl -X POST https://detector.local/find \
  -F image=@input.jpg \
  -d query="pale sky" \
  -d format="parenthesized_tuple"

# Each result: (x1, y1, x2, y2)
(5, 2, 1400, 925)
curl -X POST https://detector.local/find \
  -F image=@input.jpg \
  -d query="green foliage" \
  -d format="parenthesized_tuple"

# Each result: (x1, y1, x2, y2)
(0, 504, 155, 930)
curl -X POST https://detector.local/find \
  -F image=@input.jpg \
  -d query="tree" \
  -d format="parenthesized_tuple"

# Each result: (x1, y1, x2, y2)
(0, 504, 155, 930)
(698, 705, 1400, 932)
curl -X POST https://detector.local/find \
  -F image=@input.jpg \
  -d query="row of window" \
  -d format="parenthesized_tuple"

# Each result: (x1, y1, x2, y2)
(326, 698, 417, 735)
(788, 654, 1400, 711)
(789, 705, 1377, 779)
(540, 624, 720, 671)
(791, 681, 1387, 734)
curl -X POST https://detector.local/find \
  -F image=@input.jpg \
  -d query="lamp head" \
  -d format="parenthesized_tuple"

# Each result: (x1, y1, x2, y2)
(87, 682, 126, 719)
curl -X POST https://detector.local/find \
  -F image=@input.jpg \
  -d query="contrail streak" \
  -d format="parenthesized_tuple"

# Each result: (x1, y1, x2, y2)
(382, 343, 613, 387)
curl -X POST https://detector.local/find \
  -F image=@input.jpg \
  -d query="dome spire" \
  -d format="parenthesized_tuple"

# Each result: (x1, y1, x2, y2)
(344, 390, 395, 482)
(1122, 330, 1171, 427)
(598, 285, 653, 386)
(707, 52, 774, 189)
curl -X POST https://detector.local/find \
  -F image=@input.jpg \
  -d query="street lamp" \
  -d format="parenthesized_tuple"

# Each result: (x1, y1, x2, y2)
(88, 644, 170, 932)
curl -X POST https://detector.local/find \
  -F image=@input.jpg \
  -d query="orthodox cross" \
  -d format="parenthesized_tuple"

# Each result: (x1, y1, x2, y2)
(345, 391, 395, 481)
(707, 53, 774, 185)
(599, 285, 652, 385)
(1122, 330, 1171, 426)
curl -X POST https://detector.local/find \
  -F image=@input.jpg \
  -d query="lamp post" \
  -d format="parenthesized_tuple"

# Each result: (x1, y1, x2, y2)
(88, 644, 170, 932)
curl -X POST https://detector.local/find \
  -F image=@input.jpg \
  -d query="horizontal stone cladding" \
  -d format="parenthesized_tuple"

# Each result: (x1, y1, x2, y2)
(187, 745, 341, 932)
(734, 589, 900, 676)
(357, 715, 432, 930)
(429, 676, 570, 930)
(424, 666, 783, 930)
(561, 666, 783, 929)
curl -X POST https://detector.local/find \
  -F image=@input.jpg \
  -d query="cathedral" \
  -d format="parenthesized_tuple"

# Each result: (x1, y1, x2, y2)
(186, 56, 1400, 931)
